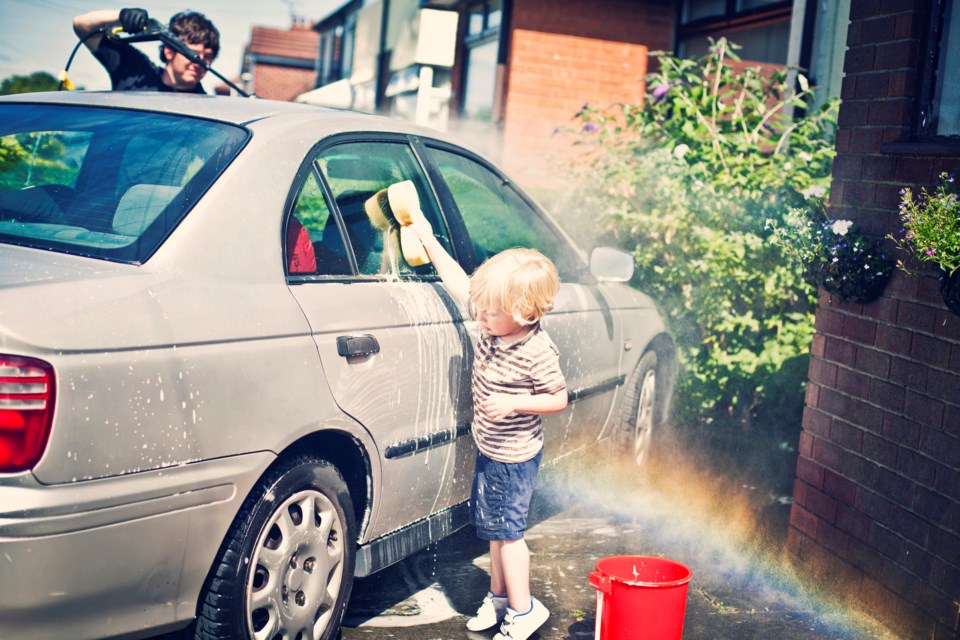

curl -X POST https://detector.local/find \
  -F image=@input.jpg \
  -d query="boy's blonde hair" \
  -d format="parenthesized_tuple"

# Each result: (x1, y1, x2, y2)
(469, 248, 560, 326)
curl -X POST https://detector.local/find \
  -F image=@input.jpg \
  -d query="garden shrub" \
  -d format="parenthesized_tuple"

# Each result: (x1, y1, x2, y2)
(556, 39, 839, 428)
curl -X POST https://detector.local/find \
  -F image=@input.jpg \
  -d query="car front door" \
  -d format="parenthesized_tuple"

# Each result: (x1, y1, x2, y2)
(284, 139, 474, 541)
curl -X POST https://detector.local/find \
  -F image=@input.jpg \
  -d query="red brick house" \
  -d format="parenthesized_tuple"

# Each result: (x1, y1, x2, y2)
(302, 0, 834, 181)
(787, 2, 960, 638)
(235, 22, 319, 101)
(461, 0, 670, 181)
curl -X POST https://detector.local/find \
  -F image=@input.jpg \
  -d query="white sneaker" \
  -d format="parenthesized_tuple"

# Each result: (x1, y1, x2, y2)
(466, 591, 508, 631)
(492, 597, 549, 640)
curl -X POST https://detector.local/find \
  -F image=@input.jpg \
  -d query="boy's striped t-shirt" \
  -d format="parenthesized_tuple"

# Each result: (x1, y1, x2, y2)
(471, 325, 566, 463)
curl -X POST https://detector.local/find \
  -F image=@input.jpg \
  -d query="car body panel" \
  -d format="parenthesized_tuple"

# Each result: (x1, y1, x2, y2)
(291, 279, 474, 538)
(0, 91, 674, 640)
(0, 452, 272, 639)
(542, 282, 628, 456)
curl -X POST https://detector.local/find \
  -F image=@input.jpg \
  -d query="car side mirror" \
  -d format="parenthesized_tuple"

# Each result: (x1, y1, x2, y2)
(590, 246, 634, 282)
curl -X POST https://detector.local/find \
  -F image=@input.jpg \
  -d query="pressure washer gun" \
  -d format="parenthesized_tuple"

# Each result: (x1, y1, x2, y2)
(60, 12, 254, 97)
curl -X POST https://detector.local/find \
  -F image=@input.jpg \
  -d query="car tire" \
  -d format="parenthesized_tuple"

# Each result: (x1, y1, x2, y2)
(194, 454, 356, 640)
(615, 350, 661, 468)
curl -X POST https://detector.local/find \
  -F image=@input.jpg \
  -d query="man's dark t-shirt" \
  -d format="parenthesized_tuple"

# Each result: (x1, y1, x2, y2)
(94, 38, 205, 93)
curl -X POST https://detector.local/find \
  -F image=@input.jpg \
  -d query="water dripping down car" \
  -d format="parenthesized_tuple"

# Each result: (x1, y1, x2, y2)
(0, 91, 675, 640)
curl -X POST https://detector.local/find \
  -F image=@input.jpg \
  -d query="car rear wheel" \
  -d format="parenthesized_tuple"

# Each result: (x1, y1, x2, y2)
(194, 454, 356, 640)
(615, 350, 660, 468)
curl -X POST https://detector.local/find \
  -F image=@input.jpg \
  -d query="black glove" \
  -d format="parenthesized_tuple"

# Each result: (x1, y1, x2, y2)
(119, 8, 149, 34)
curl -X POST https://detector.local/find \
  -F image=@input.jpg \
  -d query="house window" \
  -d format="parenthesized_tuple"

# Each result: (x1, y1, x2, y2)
(462, 39, 497, 120)
(467, 0, 501, 36)
(920, 0, 959, 138)
(678, 0, 793, 64)
(461, 0, 501, 121)
(317, 17, 355, 86)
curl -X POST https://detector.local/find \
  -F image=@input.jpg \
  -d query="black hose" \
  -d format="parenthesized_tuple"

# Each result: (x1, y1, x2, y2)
(58, 30, 101, 91)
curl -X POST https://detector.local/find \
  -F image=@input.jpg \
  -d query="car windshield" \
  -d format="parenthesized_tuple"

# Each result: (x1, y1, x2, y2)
(0, 103, 247, 263)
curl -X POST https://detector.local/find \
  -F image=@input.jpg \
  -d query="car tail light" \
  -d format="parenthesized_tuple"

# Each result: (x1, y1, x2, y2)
(0, 355, 56, 472)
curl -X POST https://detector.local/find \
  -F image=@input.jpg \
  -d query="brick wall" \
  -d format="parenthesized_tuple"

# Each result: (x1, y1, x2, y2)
(251, 64, 316, 102)
(498, 0, 672, 183)
(787, 2, 960, 638)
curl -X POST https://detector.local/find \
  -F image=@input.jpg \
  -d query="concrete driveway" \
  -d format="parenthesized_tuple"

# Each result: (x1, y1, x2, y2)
(339, 445, 897, 640)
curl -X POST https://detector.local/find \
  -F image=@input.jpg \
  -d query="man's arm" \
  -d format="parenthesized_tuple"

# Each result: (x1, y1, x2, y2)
(73, 8, 148, 53)
(73, 9, 121, 53)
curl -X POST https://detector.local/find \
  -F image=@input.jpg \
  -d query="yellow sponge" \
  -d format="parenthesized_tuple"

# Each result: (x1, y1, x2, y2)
(399, 226, 430, 266)
(364, 188, 395, 232)
(382, 181, 430, 267)
(387, 180, 427, 227)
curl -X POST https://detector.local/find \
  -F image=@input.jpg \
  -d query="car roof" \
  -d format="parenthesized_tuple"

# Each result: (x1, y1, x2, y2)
(0, 90, 451, 139)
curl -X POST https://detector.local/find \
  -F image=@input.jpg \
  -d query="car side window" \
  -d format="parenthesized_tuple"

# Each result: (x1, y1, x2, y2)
(426, 147, 581, 279)
(316, 142, 453, 277)
(285, 170, 351, 276)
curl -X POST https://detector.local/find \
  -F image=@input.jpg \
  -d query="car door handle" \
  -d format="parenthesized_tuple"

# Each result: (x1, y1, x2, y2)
(337, 334, 380, 358)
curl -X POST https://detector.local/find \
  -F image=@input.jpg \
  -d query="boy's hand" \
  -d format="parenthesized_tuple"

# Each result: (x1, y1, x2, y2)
(408, 214, 434, 243)
(480, 393, 519, 421)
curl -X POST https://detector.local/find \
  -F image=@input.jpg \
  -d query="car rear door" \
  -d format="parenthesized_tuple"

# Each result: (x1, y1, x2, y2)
(284, 139, 475, 540)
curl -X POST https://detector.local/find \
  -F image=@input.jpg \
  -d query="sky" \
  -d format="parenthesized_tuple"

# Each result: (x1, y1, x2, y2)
(0, 0, 344, 92)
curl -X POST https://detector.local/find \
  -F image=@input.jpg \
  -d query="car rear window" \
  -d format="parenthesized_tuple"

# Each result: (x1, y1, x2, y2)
(0, 103, 247, 263)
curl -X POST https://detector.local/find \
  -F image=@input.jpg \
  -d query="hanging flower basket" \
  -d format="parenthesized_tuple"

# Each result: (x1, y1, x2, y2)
(818, 257, 893, 303)
(940, 268, 960, 316)
(891, 171, 960, 315)
(773, 212, 894, 305)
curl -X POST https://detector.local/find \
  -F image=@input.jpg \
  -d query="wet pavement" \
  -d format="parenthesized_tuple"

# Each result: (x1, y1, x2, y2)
(339, 440, 898, 640)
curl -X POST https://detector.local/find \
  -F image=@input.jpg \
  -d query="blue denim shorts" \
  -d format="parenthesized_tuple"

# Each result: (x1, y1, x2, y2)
(470, 449, 543, 541)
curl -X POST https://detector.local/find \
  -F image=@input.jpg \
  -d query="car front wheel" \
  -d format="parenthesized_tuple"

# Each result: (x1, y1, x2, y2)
(194, 454, 356, 640)
(616, 350, 660, 468)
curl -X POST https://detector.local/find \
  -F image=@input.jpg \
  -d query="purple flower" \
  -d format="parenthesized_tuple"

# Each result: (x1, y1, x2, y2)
(652, 83, 670, 100)
(581, 122, 600, 133)
(926, 248, 936, 256)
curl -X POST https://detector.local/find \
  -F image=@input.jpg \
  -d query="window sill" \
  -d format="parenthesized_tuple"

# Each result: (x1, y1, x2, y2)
(881, 139, 960, 157)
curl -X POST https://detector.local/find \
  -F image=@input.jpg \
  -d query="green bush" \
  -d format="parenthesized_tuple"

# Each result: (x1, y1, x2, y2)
(557, 39, 838, 428)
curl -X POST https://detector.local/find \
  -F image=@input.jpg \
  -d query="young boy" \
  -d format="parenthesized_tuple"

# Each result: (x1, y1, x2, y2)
(409, 218, 568, 640)
(73, 8, 220, 93)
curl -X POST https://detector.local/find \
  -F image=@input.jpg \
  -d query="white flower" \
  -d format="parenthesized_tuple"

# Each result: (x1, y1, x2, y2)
(831, 219, 853, 236)
(673, 143, 690, 159)
(802, 184, 827, 199)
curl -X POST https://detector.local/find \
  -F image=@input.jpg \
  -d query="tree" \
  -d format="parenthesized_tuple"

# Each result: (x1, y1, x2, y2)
(1, 72, 60, 95)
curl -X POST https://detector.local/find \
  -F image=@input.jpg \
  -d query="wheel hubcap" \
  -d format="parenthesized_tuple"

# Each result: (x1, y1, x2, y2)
(633, 369, 656, 467)
(247, 489, 345, 640)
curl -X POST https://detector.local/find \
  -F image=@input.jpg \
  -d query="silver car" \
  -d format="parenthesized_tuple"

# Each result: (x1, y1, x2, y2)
(0, 91, 675, 640)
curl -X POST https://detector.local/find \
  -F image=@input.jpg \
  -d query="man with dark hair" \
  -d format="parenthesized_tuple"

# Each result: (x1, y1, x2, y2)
(73, 8, 220, 93)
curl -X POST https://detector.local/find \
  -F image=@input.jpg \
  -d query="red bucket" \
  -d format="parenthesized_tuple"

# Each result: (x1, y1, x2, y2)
(589, 555, 692, 640)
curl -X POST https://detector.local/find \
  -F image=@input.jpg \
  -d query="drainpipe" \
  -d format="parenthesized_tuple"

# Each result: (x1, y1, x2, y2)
(783, 0, 816, 119)
(375, 0, 391, 112)
(491, 0, 513, 124)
